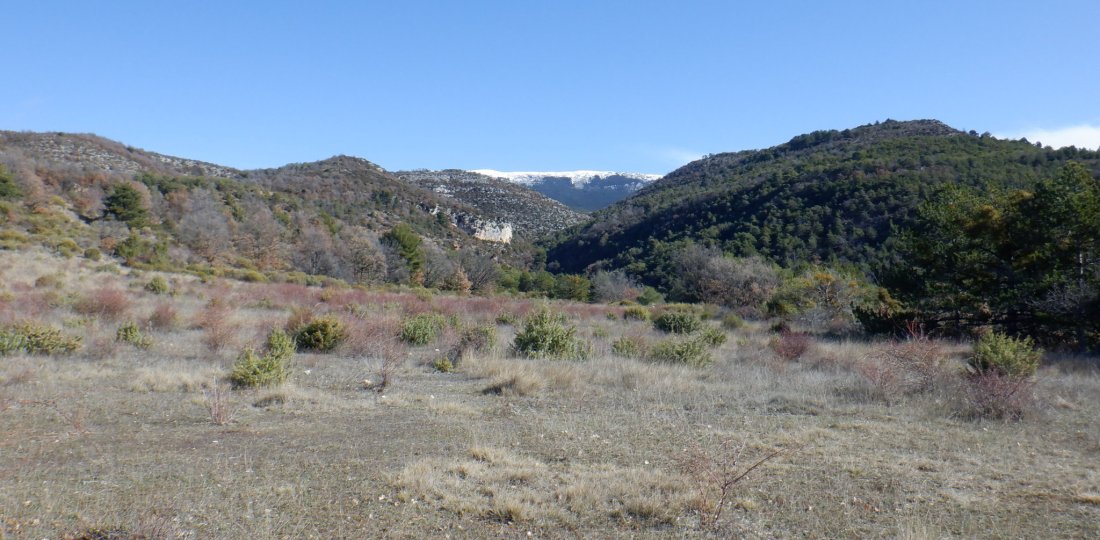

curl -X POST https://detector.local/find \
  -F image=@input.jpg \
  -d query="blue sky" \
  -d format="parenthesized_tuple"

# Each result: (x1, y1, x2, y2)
(3, 1, 1098, 174)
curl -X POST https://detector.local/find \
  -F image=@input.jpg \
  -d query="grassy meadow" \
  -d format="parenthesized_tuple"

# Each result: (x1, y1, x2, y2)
(1, 248, 1098, 539)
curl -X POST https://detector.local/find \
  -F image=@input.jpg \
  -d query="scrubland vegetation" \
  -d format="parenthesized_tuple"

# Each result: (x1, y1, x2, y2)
(1, 248, 1098, 539)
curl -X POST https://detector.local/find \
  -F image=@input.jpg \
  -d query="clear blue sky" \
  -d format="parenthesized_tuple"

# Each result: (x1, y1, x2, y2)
(3, 1, 1098, 174)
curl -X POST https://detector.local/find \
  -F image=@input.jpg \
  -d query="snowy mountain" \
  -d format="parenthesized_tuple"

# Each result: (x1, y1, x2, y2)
(469, 170, 661, 211)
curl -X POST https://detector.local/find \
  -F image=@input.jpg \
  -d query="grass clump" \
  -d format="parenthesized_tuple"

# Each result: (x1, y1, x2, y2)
(399, 313, 447, 345)
(648, 337, 712, 367)
(721, 313, 745, 329)
(611, 335, 647, 359)
(294, 316, 348, 352)
(0, 323, 82, 355)
(432, 357, 455, 373)
(115, 321, 153, 349)
(230, 329, 296, 388)
(512, 308, 591, 360)
(623, 306, 650, 321)
(696, 326, 728, 347)
(968, 332, 1041, 378)
(144, 276, 170, 294)
(653, 310, 702, 334)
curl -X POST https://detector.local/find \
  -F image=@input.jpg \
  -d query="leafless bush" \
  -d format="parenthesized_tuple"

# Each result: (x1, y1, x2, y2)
(859, 327, 949, 403)
(73, 287, 130, 320)
(770, 330, 811, 361)
(961, 372, 1037, 421)
(147, 302, 178, 330)
(197, 306, 237, 353)
(202, 382, 234, 425)
(374, 339, 407, 393)
(677, 438, 785, 531)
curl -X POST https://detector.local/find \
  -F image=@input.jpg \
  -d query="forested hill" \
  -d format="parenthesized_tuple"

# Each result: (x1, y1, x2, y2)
(545, 119, 1100, 288)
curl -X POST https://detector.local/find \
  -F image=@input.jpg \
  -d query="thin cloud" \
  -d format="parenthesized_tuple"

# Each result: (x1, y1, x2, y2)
(1002, 124, 1100, 150)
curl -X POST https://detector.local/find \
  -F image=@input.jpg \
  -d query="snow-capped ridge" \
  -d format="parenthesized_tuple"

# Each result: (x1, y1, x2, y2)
(470, 169, 661, 188)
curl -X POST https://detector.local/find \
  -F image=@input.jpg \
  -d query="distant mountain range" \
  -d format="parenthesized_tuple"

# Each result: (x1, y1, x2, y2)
(470, 170, 661, 211)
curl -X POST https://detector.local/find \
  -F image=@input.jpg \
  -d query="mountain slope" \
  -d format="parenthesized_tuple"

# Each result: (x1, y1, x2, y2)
(395, 169, 586, 239)
(471, 170, 660, 211)
(545, 119, 1100, 289)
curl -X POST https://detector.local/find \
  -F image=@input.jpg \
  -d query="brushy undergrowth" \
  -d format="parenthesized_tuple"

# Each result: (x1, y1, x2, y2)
(0, 322, 82, 355)
(648, 337, 712, 367)
(611, 335, 648, 359)
(622, 306, 651, 322)
(295, 316, 348, 352)
(144, 276, 170, 295)
(230, 329, 296, 388)
(654, 310, 702, 334)
(115, 321, 153, 349)
(696, 326, 728, 347)
(512, 308, 591, 360)
(968, 332, 1041, 378)
(399, 313, 447, 346)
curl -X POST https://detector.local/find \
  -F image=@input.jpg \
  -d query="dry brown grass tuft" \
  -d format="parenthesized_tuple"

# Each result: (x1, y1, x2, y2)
(395, 446, 689, 527)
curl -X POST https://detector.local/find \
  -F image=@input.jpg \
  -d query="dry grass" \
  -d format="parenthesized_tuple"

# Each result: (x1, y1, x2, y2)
(1, 248, 1099, 539)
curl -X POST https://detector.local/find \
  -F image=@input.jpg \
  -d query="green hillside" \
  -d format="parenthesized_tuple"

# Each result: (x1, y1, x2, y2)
(546, 120, 1100, 291)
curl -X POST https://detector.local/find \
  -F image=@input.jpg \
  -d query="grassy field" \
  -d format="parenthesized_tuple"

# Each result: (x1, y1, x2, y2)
(1, 249, 1098, 539)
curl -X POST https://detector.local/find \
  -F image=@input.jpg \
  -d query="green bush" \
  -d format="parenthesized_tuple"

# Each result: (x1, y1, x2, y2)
(512, 308, 591, 361)
(495, 311, 518, 325)
(83, 247, 102, 261)
(115, 321, 152, 349)
(968, 332, 1041, 378)
(697, 326, 728, 347)
(622, 306, 651, 322)
(653, 310, 702, 334)
(399, 313, 446, 345)
(722, 313, 745, 329)
(0, 323, 82, 355)
(230, 329, 295, 388)
(611, 336, 647, 359)
(432, 357, 455, 373)
(145, 276, 170, 294)
(648, 338, 712, 367)
(294, 316, 347, 352)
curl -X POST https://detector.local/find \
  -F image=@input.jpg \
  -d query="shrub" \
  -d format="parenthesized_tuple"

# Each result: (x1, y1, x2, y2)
(512, 308, 591, 360)
(399, 313, 446, 346)
(460, 324, 497, 353)
(961, 371, 1037, 420)
(770, 331, 811, 361)
(859, 331, 947, 400)
(696, 326, 727, 347)
(654, 310, 702, 334)
(115, 321, 152, 349)
(495, 311, 518, 325)
(648, 338, 712, 367)
(73, 287, 130, 320)
(968, 332, 1041, 378)
(611, 335, 647, 359)
(432, 357, 455, 373)
(148, 302, 178, 330)
(295, 316, 348, 352)
(145, 276, 170, 295)
(623, 306, 651, 322)
(83, 247, 102, 261)
(721, 313, 745, 330)
(230, 329, 295, 388)
(0, 323, 82, 355)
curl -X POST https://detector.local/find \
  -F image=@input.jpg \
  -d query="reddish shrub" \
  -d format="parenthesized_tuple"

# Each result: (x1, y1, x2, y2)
(859, 331, 948, 402)
(73, 287, 130, 320)
(962, 371, 1037, 421)
(771, 330, 811, 361)
(147, 302, 178, 330)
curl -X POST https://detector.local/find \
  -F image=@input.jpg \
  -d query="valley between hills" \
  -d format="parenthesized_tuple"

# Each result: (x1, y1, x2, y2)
(1, 120, 1098, 538)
